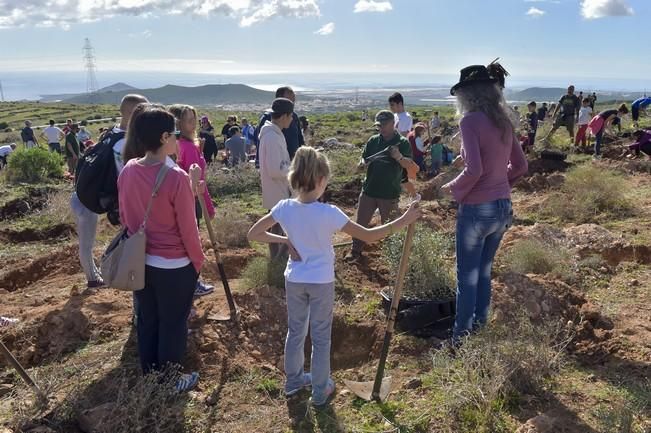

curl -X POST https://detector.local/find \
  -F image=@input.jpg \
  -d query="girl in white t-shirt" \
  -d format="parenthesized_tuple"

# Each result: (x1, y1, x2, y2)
(248, 147, 420, 406)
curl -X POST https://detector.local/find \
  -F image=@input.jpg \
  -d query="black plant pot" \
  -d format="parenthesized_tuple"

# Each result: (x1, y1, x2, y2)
(380, 288, 456, 334)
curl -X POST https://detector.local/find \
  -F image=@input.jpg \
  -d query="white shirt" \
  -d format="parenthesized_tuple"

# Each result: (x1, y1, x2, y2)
(415, 136, 426, 153)
(394, 111, 413, 134)
(0, 145, 13, 157)
(111, 127, 128, 173)
(577, 106, 593, 125)
(271, 199, 350, 284)
(43, 126, 63, 143)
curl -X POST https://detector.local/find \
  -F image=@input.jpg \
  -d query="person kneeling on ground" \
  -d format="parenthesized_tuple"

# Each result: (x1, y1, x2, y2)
(345, 110, 414, 261)
(0, 143, 16, 169)
(248, 147, 421, 406)
(625, 129, 651, 158)
(118, 105, 203, 392)
(225, 126, 247, 166)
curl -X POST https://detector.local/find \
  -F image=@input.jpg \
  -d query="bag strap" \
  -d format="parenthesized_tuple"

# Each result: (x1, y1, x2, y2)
(140, 163, 171, 230)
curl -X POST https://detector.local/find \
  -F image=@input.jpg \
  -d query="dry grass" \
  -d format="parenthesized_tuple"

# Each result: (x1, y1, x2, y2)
(504, 238, 571, 277)
(212, 206, 251, 248)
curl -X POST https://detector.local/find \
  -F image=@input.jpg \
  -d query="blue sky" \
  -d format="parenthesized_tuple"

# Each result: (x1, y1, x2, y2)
(0, 0, 649, 85)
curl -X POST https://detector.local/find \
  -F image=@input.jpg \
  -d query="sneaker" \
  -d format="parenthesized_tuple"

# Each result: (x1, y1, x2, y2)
(0, 316, 19, 328)
(311, 378, 336, 407)
(285, 373, 312, 397)
(175, 372, 199, 393)
(194, 280, 214, 297)
(87, 279, 105, 289)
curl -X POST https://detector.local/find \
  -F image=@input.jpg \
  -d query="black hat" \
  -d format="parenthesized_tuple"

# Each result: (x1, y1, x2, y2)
(270, 98, 294, 115)
(450, 65, 497, 95)
(450, 59, 510, 95)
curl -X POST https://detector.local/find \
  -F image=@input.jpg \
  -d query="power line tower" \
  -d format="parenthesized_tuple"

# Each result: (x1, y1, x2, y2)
(0, 80, 5, 102)
(82, 38, 99, 102)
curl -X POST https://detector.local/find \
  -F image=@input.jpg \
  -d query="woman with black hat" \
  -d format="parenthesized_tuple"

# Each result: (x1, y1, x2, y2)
(441, 61, 528, 345)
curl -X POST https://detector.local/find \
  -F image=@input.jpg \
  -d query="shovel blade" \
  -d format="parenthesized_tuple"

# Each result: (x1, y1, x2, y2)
(207, 312, 232, 322)
(343, 377, 392, 402)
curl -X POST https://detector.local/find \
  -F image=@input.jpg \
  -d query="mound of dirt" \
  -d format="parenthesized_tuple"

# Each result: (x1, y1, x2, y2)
(527, 157, 571, 176)
(0, 247, 80, 292)
(323, 178, 362, 207)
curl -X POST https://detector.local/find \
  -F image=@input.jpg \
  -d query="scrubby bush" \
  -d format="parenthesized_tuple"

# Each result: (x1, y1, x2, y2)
(543, 164, 630, 222)
(4, 147, 64, 183)
(325, 147, 362, 183)
(504, 239, 571, 276)
(383, 224, 455, 300)
(242, 256, 286, 289)
(206, 163, 260, 197)
(213, 206, 250, 247)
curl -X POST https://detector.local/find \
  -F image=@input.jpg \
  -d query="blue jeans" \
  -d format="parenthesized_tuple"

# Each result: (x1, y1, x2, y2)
(284, 280, 334, 404)
(453, 199, 513, 341)
(594, 129, 604, 156)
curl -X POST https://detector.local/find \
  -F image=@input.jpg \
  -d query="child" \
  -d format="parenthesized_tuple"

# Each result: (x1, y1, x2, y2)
(588, 104, 629, 158)
(575, 98, 593, 148)
(225, 126, 247, 166)
(408, 123, 428, 173)
(429, 135, 443, 176)
(526, 101, 538, 151)
(537, 102, 548, 126)
(247, 147, 420, 406)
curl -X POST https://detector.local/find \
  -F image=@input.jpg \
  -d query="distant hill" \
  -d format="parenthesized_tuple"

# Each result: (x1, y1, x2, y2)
(40, 82, 138, 102)
(59, 83, 278, 105)
(507, 87, 568, 101)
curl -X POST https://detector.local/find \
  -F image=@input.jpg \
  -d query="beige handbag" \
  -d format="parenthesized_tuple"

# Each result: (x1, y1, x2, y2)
(100, 164, 170, 291)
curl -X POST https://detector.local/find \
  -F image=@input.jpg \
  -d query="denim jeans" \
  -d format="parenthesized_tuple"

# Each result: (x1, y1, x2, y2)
(453, 199, 513, 341)
(284, 280, 335, 405)
(594, 129, 604, 156)
(70, 192, 101, 283)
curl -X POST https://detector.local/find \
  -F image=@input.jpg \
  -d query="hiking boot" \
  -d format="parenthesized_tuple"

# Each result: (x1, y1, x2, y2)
(285, 372, 312, 397)
(175, 372, 199, 393)
(87, 279, 105, 289)
(194, 280, 214, 297)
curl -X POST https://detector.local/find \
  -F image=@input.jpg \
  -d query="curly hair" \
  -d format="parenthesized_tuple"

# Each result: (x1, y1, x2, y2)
(454, 82, 516, 140)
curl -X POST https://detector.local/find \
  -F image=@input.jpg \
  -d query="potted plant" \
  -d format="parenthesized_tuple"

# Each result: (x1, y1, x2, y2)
(381, 225, 456, 332)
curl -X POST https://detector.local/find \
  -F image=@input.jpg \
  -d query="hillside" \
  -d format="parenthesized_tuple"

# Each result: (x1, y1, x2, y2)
(61, 83, 278, 105)
(39, 82, 137, 103)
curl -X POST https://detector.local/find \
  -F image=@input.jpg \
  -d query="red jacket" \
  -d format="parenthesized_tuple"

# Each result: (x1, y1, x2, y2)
(407, 131, 424, 158)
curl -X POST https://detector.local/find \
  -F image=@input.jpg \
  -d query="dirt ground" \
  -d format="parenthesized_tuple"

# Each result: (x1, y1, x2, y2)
(1, 150, 650, 432)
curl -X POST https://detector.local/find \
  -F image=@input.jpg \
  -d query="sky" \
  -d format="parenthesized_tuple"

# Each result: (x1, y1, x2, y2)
(0, 0, 649, 89)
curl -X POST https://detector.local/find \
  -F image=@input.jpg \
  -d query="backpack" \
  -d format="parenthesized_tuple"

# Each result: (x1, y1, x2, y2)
(75, 129, 125, 215)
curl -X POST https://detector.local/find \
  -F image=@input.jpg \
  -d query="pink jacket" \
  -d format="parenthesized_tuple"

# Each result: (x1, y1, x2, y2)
(177, 137, 215, 219)
(118, 159, 204, 273)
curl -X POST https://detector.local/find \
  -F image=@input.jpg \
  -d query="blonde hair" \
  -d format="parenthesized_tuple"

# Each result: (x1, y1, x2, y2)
(168, 104, 197, 141)
(288, 147, 330, 193)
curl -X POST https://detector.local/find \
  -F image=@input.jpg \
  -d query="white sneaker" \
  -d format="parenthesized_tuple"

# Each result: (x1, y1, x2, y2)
(0, 316, 19, 328)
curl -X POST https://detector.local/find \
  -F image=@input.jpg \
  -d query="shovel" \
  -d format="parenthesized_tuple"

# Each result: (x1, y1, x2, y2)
(344, 221, 417, 402)
(0, 340, 47, 401)
(189, 165, 239, 322)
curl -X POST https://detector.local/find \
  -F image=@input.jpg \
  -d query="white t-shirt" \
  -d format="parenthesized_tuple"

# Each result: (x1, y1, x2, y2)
(415, 136, 426, 153)
(394, 111, 413, 134)
(0, 145, 13, 157)
(43, 126, 63, 143)
(271, 199, 350, 284)
(577, 106, 593, 125)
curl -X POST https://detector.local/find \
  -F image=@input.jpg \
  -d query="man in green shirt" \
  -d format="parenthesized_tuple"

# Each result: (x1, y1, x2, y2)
(346, 110, 413, 260)
(65, 123, 81, 176)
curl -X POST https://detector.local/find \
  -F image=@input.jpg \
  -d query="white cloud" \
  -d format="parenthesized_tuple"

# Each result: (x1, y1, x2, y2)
(353, 0, 393, 13)
(314, 22, 334, 36)
(0, 0, 319, 29)
(580, 0, 634, 19)
(526, 6, 546, 17)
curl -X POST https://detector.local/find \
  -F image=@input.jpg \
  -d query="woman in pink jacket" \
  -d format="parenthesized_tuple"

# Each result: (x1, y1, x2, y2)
(169, 104, 215, 297)
(118, 105, 203, 392)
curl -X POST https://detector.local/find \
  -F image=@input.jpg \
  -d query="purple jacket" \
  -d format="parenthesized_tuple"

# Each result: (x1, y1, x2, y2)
(445, 112, 528, 204)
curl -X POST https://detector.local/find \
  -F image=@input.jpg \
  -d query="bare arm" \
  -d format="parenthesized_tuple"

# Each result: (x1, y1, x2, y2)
(341, 201, 420, 243)
(248, 214, 300, 259)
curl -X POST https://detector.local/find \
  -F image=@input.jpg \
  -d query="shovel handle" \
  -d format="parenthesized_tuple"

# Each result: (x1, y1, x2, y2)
(0, 340, 46, 400)
(195, 190, 238, 316)
(371, 222, 416, 401)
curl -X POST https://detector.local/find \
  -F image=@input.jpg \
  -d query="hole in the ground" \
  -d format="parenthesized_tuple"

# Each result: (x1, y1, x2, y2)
(0, 247, 79, 292)
(0, 188, 52, 221)
(0, 223, 75, 243)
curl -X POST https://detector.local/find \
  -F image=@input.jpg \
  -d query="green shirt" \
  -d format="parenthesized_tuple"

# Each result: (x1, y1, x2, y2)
(361, 132, 412, 200)
(65, 132, 80, 158)
(430, 142, 443, 161)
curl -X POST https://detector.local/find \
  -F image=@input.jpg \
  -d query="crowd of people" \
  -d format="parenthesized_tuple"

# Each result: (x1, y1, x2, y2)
(2, 68, 650, 407)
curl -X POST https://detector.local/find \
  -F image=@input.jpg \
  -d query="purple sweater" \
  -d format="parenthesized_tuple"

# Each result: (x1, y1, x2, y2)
(446, 112, 528, 204)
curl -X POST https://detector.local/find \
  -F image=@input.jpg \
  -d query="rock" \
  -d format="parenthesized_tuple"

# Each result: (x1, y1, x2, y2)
(546, 173, 565, 188)
(528, 173, 549, 190)
(78, 403, 114, 433)
(200, 342, 219, 353)
(26, 427, 56, 433)
(515, 414, 555, 433)
(629, 279, 640, 286)
(0, 383, 14, 397)
(403, 378, 422, 390)
(524, 299, 541, 319)
(339, 389, 351, 397)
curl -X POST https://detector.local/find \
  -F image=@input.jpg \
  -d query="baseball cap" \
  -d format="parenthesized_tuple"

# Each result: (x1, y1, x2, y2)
(270, 98, 294, 115)
(374, 110, 394, 126)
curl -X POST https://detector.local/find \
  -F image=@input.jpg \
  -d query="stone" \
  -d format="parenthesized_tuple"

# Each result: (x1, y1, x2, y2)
(403, 378, 422, 390)
(26, 427, 56, 433)
(77, 403, 115, 433)
(546, 173, 565, 188)
(524, 299, 541, 319)
(629, 279, 640, 286)
(515, 414, 555, 433)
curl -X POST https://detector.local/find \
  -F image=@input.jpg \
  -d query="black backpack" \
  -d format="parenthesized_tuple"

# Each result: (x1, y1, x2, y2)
(75, 129, 125, 215)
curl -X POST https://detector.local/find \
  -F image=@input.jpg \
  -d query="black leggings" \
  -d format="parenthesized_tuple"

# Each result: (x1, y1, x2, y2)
(135, 264, 198, 374)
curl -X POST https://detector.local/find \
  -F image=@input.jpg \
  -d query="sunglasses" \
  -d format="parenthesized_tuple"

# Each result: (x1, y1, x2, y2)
(169, 130, 181, 139)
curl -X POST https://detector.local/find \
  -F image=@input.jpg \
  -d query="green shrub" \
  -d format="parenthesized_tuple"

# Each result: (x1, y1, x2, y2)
(213, 206, 250, 248)
(0, 121, 8, 129)
(206, 163, 260, 197)
(5, 147, 64, 183)
(325, 147, 362, 183)
(543, 164, 630, 222)
(242, 256, 286, 289)
(504, 239, 570, 276)
(383, 224, 456, 300)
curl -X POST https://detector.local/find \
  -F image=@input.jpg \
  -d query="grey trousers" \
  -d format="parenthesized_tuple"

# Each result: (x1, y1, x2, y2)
(351, 193, 399, 254)
(70, 192, 101, 282)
